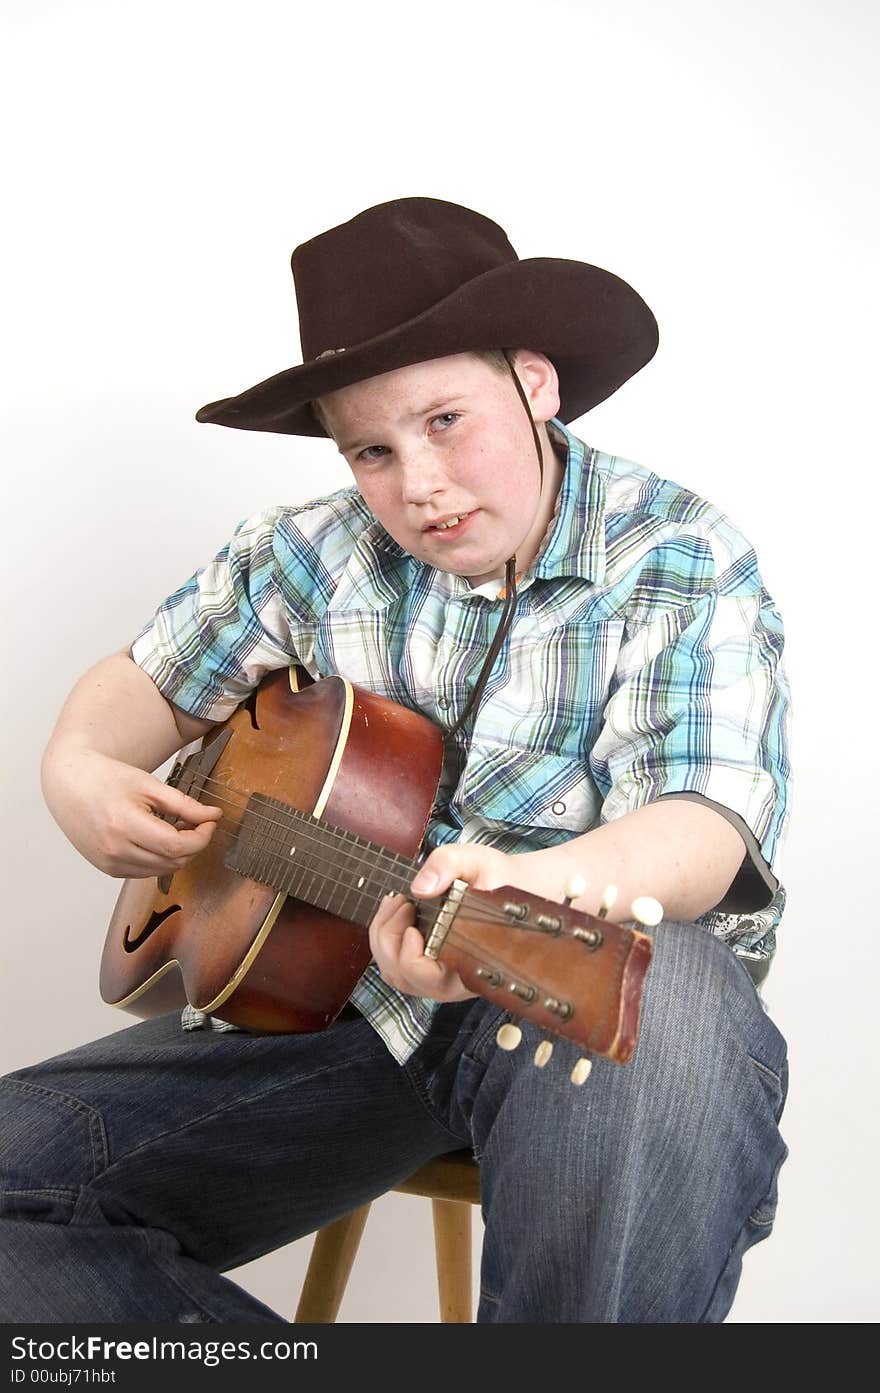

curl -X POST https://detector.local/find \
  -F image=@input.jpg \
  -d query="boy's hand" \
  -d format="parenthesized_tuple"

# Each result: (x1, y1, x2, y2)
(367, 843, 510, 1001)
(43, 747, 222, 878)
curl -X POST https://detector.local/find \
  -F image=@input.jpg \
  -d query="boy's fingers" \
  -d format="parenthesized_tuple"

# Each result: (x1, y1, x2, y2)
(149, 778, 223, 824)
(411, 844, 507, 896)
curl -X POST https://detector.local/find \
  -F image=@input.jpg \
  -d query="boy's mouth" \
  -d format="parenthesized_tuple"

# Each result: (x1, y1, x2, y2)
(423, 510, 476, 536)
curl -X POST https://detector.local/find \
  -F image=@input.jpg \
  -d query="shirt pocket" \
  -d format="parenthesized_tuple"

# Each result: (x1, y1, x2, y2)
(453, 740, 602, 836)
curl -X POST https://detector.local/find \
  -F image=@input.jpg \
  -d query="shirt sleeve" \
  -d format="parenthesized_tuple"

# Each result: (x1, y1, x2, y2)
(589, 577, 792, 911)
(130, 507, 318, 720)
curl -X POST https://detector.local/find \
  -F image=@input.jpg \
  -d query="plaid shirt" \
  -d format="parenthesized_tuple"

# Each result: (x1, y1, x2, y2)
(132, 420, 791, 1062)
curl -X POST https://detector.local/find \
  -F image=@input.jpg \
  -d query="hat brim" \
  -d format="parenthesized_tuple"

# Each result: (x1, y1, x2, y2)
(194, 257, 658, 437)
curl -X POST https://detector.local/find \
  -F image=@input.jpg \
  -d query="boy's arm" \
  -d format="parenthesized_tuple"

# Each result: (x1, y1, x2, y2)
(368, 799, 745, 1001)
(487, 798, 746, 924)
(41, 648, 223, 878)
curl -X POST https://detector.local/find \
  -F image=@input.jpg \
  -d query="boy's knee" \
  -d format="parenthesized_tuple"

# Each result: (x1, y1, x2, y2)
(640, 921, 764, 1040)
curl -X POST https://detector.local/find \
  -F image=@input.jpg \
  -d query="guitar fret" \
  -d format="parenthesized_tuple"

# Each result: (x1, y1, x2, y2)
(226, 790, 423, 930)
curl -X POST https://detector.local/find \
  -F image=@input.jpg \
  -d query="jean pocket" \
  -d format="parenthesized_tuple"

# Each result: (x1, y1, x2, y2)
(749, 1137, 788, 1228)
(459, 1002, 514, 1066)
(0, 1078, 108, 1186)
(0, 1077, 109, 1223)
(749, 1051, 789, 1122)
(746, 1053, 789, 1227)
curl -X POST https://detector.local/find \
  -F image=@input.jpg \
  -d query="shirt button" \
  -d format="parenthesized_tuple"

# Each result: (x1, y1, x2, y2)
(551, 800, 567, 816)
(438, 696, 450, 709)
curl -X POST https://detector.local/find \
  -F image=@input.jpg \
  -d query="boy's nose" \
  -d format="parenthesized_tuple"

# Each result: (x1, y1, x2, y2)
(398, 448, 446, 505)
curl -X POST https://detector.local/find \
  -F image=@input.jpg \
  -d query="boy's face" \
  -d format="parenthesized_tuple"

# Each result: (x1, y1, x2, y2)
(318, 351, 562, 585)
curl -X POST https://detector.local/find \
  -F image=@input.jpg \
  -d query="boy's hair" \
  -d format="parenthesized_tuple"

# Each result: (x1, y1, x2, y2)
(312, 348, 511, 439)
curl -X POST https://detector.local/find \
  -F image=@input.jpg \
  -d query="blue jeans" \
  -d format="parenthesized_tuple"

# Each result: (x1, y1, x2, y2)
(0, 921, 788, 1323)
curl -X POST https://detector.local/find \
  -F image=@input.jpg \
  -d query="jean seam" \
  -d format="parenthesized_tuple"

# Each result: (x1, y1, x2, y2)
(400, 1066, 451, 1135)
(135, 1227, 224, 1323)
(3, 1187, 79, 1203)
(400, 1002, 510, 1143)
(748, 1141, 788, 1227)
(400, 1054, 474, 1145)
(698, 1134, 787, 1319)
(748, 1213, 776, 1230)
(90, 1052, 440, 1181)
(748, 1055, 784, 1093)
(1, 1078, 109, 1177)
(461, 1004, 508, 1066)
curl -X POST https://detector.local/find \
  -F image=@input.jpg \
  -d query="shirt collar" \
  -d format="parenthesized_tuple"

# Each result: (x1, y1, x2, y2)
(528, 418, 606, 586)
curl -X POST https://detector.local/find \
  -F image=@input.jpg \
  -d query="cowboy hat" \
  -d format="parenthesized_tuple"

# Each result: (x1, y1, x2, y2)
(195, 196, 659, 437)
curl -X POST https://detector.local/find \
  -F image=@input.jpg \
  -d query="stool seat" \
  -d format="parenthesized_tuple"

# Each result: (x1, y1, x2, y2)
(295, 1150, 481, 1322)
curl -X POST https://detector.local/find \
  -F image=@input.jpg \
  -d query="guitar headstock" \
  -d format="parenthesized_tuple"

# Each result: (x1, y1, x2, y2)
(423, 879, 658, 1082)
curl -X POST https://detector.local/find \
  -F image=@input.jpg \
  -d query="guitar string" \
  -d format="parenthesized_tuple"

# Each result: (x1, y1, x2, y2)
(384, 925, 590, 1031)
(190, 775, 600, 938)
(161, 800, 592, 940)
(173, 778, 420, 881)
(150, 824, 588, 1022)
(194, 772, 436, 877)
(149, 804, 600, 1032)
(168, 774, 579, 931)
(187, 772, 608, 937)
(176, 811, 559, 938)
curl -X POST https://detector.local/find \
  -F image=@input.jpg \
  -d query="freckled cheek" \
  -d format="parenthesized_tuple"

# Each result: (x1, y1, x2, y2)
(360, 485, 423, 543)
(477, 467, 519, 515)
(357, 480, 399, 518)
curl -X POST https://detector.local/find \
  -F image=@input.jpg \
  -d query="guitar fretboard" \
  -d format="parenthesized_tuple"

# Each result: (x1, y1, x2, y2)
(224, 791, 431, 929)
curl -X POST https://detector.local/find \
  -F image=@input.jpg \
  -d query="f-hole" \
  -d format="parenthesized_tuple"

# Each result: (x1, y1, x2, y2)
(123, 904, 181, 952)
(243, 689, 260, 730)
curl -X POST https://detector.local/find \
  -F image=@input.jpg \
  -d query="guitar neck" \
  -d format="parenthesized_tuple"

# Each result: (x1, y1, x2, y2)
(224, 789, 427, 929)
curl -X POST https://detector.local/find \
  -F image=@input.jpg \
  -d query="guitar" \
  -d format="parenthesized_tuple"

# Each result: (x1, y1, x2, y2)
(100, 667, 653, 1067)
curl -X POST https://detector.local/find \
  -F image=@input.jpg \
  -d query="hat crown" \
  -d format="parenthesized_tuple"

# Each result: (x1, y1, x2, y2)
(292, 197, 518, 361)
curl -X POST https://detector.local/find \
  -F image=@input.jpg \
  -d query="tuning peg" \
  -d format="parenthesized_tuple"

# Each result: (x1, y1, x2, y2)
(562, 873, 586, 907)
(496, 1022, 523, 1051)
(630, 896, 664, 927)
(533, 1037, 554, 1068)
(597, 884, 618, 919)
(570, 1057, 593, 1087)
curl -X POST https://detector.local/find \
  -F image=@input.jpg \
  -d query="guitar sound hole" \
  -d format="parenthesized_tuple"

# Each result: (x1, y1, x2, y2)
(123, 905, 181, 952)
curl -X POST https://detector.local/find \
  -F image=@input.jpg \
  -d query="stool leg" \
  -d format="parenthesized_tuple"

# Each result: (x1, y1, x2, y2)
(431, 1197, 473, 1323)
(294, 1203, 371, 1322)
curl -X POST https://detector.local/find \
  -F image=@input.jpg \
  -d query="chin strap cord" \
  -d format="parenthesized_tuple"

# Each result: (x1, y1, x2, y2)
(444, 353, 545, 741)
(445, 555, 518, 739)
(503, 348, 545, 488)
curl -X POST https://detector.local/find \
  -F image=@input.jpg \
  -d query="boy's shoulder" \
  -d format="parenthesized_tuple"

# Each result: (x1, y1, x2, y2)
(593, 447, 756, 552)
(592, 448, 731, 531)
(278, 483, 375, 532)
(580, 445, 766, 606)
(228, 485, 411, 612)
(555, 421, 751, 555)
(234, 484, 386, 559)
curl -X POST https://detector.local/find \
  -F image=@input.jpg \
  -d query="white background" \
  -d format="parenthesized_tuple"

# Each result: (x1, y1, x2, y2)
(2, 0, 878, 1323)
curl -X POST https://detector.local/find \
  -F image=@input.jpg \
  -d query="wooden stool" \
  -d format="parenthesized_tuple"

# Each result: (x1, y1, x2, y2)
(294, 1150, 481, 1323)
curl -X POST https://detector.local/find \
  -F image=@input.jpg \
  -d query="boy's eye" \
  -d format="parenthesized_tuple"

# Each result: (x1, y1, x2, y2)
(354, 412, 459, 463)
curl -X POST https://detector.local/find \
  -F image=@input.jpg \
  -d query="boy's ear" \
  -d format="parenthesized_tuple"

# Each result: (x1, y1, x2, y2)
(510, 349, 561, 424)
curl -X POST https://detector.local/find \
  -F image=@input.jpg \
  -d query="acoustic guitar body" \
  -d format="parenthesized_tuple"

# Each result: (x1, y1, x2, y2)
(100, 668, 445, 1032)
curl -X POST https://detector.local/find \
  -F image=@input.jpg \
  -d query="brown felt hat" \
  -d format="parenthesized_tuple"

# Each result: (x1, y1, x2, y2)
(195, 197, 659, 438)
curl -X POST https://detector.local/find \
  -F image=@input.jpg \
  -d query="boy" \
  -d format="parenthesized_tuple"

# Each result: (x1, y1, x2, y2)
(1, 197, 790, 1322)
